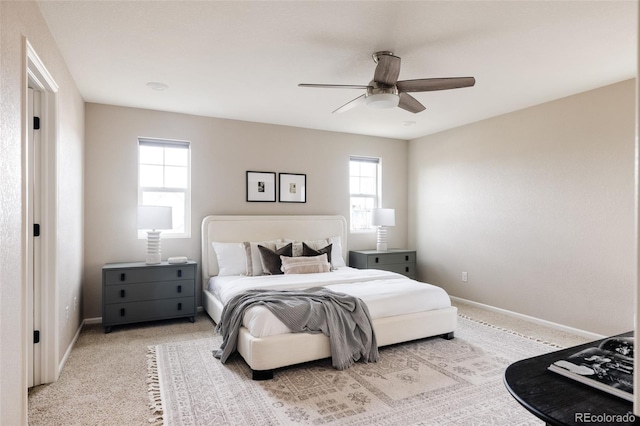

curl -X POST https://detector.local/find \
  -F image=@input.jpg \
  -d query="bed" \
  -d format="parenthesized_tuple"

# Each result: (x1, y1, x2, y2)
(201, 215, 457, 379)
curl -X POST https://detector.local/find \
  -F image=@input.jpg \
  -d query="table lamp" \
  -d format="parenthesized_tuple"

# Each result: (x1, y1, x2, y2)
(138, 205, 172, 264)
(372, 208, 395, 251)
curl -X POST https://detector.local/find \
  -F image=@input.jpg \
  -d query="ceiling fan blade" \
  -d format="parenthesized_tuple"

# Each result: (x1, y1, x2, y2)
(299, 83, 370, 89)
(332, 94, 366, 113)
(398, 93, 426, 113)
(397, 77, 476, 93)
(373, 54, 401, 86)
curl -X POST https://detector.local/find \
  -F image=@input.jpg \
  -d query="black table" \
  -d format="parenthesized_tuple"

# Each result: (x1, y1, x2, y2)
(504, 332, 638, 426)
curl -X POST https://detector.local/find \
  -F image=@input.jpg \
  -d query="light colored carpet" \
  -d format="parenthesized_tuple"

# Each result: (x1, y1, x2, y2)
(150, 316, 565, 426)
(28, 301, 591, 425)
(28, 315, 217, 426)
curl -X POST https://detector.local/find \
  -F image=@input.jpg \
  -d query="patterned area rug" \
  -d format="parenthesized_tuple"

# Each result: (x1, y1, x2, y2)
(148, 316, 558, 425)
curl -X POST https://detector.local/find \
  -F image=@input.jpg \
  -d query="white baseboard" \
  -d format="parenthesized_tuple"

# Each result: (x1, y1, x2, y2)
(83, 317, 102, 325)
(58, 320, 84, 376)
(451, 296, 605, 340)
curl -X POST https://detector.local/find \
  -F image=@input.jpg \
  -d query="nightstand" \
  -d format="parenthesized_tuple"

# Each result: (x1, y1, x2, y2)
(102, 261, 197, 333)
(348, 249, 417, 279)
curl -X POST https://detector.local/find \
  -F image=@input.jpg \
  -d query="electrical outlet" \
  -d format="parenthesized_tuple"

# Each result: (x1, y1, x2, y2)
(462, 272, 468, 282)
(74, 297, 77, 312)
(65, 306, 70, 321)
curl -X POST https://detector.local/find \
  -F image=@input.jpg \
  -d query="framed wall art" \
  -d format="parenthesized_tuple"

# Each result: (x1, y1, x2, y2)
(246, 171, 276, 202)
(279, 173, 306, 203)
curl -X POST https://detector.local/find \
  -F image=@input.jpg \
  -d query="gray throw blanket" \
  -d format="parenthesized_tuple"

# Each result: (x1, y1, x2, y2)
(213, 287, 378, 370)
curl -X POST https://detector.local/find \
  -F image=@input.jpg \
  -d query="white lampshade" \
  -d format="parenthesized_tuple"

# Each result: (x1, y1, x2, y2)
(366, 93, 400, 109)
(372, 208, 396, 227)
(137, 205, 172, 230)
(138, 206, 172, 264)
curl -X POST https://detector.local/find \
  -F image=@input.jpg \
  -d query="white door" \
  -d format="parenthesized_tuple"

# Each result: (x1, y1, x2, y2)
(27, 87, 43, 388)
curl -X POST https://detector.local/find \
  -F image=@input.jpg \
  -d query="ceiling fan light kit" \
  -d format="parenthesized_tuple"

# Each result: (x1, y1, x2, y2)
(365, 93, 399, 109)
(299, 51, 475, 114)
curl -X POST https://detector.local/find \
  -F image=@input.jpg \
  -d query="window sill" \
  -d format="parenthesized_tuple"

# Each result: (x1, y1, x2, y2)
(137, 233, 191, 240)
(349, 228, 376, 234)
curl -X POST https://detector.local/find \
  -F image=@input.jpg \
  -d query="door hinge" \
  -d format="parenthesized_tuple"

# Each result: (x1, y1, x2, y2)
(34, 223, 40, 237)
(34, 330, 40, 344)
(34, 116, 40, 130)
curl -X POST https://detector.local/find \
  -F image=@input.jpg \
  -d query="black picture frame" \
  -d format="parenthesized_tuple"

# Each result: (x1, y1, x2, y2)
(279, 173, 306, 203)
(246, 171, 276, 202)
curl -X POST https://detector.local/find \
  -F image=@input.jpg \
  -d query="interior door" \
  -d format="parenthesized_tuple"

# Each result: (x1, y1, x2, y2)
(27, 87, 42, 388)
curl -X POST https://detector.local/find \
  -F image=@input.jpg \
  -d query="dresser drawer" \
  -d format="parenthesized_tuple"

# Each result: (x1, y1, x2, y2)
(366, 252, 416, 267)
(375, 263, 417, 279)
(104, 280, 195, 304)
(103, 297, 196, 326)
(104, 265, 195, 285)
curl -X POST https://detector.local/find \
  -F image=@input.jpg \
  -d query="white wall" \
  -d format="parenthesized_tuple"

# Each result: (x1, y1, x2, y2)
(0, 1, 84, 424)
(408, 79, 635, 336)
(83, 103, 408, 318)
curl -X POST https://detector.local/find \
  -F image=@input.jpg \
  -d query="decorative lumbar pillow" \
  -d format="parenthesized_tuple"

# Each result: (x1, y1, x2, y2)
(302, 242, 332, 266)
(258, 243, 292, 275)
(211, 242, 246, 276)
(243, 240, 280, 276)
(281, 253, 331, 274)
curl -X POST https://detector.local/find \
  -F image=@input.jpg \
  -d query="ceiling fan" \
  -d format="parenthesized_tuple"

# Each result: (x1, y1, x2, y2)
(299, 51, 475, 114)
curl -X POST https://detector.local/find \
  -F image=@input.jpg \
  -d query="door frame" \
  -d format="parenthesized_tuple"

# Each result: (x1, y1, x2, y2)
(23, 38, 59, 386)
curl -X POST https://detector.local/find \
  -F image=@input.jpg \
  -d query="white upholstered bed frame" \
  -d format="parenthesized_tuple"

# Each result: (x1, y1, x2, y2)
(201, 215, 457, 379)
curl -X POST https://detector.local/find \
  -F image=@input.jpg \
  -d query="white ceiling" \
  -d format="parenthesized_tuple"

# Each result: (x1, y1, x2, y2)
(37, 1, 637, 140)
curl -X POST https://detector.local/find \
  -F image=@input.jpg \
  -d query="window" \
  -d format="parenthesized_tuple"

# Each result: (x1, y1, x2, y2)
(349, 156, 380, 231)
(138, 138, 191, 238)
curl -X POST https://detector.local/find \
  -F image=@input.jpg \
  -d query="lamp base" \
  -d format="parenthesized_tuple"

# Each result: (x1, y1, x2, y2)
(145, 230, 162, 264)
(376, 226, 389, 251)
(146, 253, 162, 265)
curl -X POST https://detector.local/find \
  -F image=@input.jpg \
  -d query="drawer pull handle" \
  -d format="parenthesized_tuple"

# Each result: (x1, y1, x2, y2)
(405, 255, 409, 261)
(375, 257, 379, 263)
(177, 270, 182, 278)
(120, 273, 126, 281)
(120, 308, 125, 317)
(177, 285, 182, 293)
(177, 303, 182, 311)
(406, 266, 410, 273)
(120, 289, 126, 298)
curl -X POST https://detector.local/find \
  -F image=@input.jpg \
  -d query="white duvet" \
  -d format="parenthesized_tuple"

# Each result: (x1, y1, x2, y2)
(208, 267, 451, 338)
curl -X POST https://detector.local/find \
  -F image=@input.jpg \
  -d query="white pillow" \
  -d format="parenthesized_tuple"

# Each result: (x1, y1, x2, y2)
(327, 235, 346, 268)
(281, 254, 331, 274)
(211, 242, 246, 276)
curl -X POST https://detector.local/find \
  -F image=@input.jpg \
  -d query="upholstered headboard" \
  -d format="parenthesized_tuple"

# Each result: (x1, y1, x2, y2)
(201, 215, 348, 283)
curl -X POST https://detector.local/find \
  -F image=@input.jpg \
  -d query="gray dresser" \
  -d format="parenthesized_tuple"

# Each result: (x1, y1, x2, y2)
(102, 261, 197, 333)
(348, 249, 417, 279)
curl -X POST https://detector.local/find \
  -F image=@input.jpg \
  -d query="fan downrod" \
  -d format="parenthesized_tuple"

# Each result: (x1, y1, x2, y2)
(372, 51, 394, 64)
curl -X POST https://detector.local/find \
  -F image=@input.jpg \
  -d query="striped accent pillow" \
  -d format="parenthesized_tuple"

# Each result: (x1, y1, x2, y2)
(280, 254, 331, 274)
